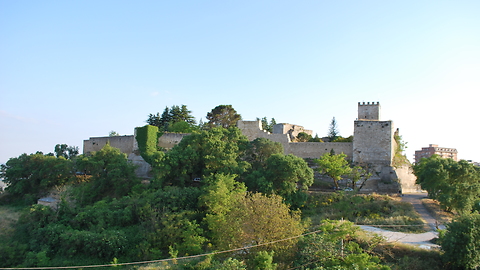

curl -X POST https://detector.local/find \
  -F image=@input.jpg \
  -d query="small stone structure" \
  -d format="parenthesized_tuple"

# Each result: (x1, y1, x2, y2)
(37, 197, 59, 210)
(82, 102, 420, 192)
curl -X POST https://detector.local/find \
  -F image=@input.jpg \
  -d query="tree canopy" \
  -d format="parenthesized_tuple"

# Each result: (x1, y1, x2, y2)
(74, 143, 140, 205)
(315, 153, 352, 189)
(209, 192, 304, 260)
(156, 127, 250, 187)
(54, 144, 79, 159)
(1, 152, 74, 203)
(440, 212, 480, 269)
(147, 105, 197, 132)
(327, 117, 340, 141)
(206, 105, 241, 128)
(414, 155, 480, 213)
(257, 117, 276, 133)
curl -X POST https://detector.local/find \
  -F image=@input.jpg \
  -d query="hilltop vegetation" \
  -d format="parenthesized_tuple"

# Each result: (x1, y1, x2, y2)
(1, 105, 479, 269)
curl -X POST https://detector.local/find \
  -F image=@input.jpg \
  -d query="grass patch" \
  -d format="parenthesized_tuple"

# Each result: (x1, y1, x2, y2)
(376, 242, 444, 270)
(421, 198, 455, 226)
(303, 191, 426, 233)
(0, 205, 21, 237)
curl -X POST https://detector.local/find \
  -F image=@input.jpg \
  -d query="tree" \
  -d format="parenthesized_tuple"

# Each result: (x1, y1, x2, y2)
(74, 143, 140, 205)
(147, 105, 196, 132)
(1, 153, 74, 202)
(243, 153, 313, 208)
(206, 105, 241, 128)
(146, 111, 163, 128)
(315, 153, 352, 189)
(295, 132, 312, 142)
(209, 192, 304, 262)
(296, 220, 389, 270)
(54, 144, 79, 159)
(108, 130, 120, 137)
(170, 105, 196, 125)
(332, 135, 353, 142)
(440, 212, 480, 269)
(264, 154, 314, 196)
(252, 251, 277, 270)
(393, 133, 409, 168)
(159, 127, 250, 187)
(168, 121, 199, 133)
(414, 155, 480, 213)
(244, 138, 284, 171)
(269, 118, 277, 131)
(200, 174, 248, 244)
(309, 134, 323, 142)
(349, 165, 372, 190)
(328, 117, 340, 141)
(159, 106, 171, 130)
(258, 117, 276, 133)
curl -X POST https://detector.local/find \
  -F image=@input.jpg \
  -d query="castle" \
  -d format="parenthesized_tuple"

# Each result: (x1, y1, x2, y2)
(83, 102, 420, 193)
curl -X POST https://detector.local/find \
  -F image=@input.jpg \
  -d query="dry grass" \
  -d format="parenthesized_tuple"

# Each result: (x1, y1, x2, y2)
(0, 205, 21, 237)
(375, 242, 444, 270)
(303, 192, 426, 233)
(421, 198, 455, 225)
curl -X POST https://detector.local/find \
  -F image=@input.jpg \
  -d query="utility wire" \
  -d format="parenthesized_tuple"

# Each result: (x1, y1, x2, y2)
(0, 223, 427, 270)
(0, 229, 324, 270)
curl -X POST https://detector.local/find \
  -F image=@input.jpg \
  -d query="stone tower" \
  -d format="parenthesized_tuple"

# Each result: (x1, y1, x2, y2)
(357, 101, 381, 120)
(353, 102, 394, 167)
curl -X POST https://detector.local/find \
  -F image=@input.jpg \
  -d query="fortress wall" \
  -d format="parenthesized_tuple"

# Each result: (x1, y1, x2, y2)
(286, 142, 353, 159)
(394, 165, 421, 193)
(158, 133, 190, 149)
(237, 120, 290, 144)
(353, 120, 394, 165)
(273, 123, 313, 137)
(238, 120, 352, 159)
(83, 135, 135, 155)
(273, 123, 289, 135)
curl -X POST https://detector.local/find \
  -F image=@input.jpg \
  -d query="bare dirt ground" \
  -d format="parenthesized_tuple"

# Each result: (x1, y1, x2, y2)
(359, 193, 443, 249)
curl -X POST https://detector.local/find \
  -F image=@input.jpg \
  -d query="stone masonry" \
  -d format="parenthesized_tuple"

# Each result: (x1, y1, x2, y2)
(83, 102, 420, 192)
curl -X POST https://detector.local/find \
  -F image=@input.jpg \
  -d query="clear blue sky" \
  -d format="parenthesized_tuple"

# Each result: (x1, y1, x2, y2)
(1, 0, 479, 165)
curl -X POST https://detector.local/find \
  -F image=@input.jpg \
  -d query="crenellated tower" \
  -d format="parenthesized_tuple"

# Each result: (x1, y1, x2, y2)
(357, 101, 381, 120)
(353, 102, 394, 167)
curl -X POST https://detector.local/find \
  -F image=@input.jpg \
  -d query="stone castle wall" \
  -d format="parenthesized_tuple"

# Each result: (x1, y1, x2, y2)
(353, 120, 394, 166)
(83, 135, 135, 155)
(237, 120, 290, 144)
(158, 133, 190, 149)
(237, 120, 353, 159)
(273, 123, 313, 141)
(287, 142, 353, 159)
(82, 102, 418, 192)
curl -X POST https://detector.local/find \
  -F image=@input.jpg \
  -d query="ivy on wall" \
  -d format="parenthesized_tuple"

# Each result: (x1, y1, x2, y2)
(135, 125, 163, 165)
(393, 134, 410, 168)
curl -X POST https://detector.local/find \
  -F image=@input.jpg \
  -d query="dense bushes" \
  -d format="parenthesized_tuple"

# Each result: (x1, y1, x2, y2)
(303, 192, 425, 232)
(439, 212, 480, 270)
(0, 133, 455, 269)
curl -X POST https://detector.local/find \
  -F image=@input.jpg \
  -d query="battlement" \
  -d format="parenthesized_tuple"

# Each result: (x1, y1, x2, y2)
(358, 101, 380, 106)
(358, 102, 380, 120)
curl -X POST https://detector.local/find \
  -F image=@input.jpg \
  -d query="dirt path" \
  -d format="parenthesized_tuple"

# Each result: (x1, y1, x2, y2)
(401, 193, 446, 230)
(359, 193, 443, 249)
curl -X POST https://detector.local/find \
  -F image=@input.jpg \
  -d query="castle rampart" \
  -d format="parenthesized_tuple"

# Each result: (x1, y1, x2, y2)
(237, 120, 352, 159)
(287, 142, 353, 159)
(158, 133, 190, 149)
(83, 135, 135, 155)
(352, 120, 394, 166)
(82, 102, 420, 193)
